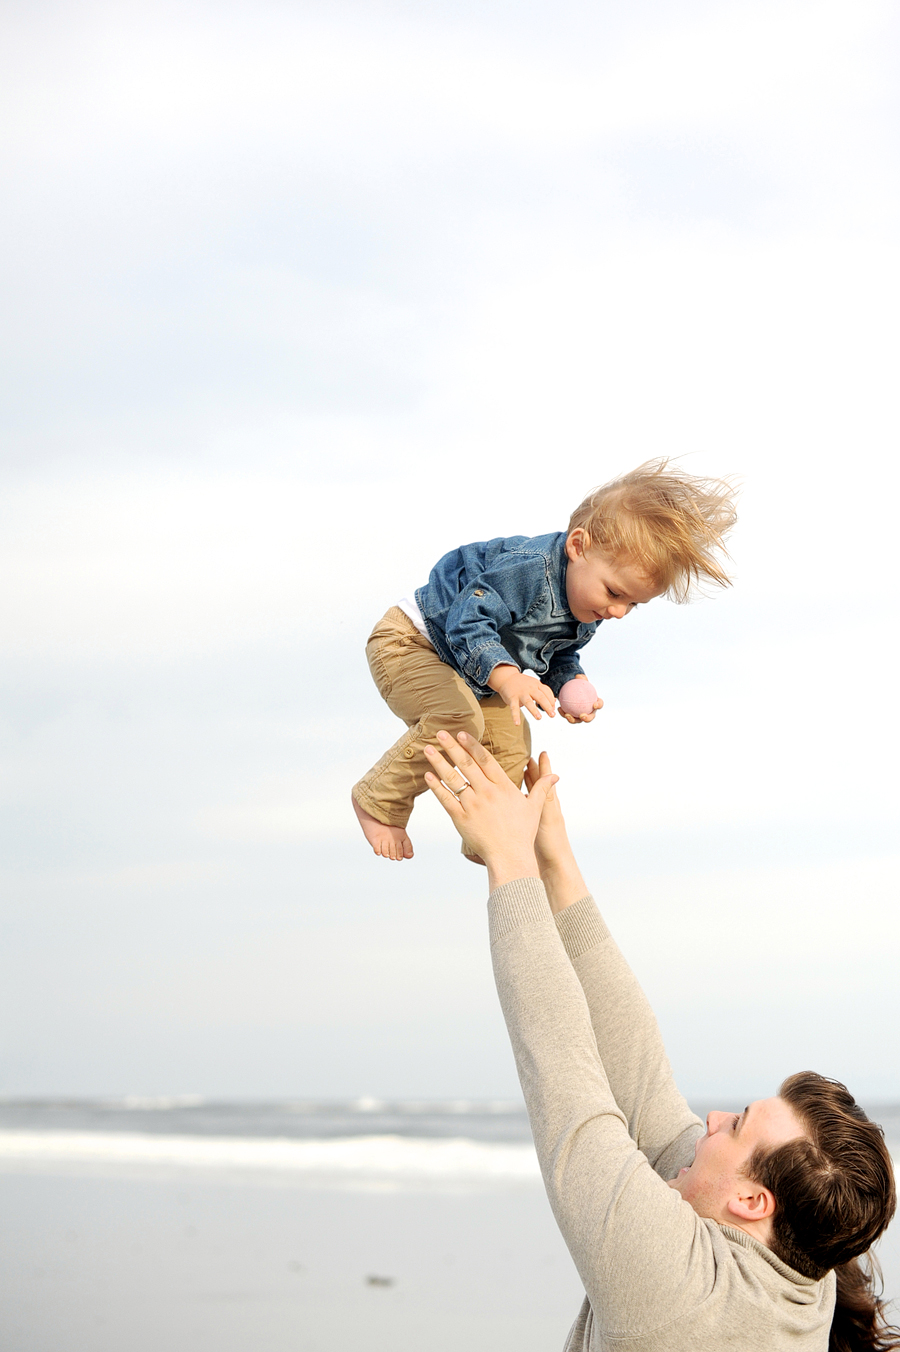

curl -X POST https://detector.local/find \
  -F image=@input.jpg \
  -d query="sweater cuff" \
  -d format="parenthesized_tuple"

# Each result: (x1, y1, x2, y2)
(487, 876, 549, 946)
(554, 894, 610, 959)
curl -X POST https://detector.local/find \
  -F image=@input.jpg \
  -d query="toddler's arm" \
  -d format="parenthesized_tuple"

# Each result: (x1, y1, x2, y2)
(487, 665, 556, 727)
(440, 556, 559, 724)
(439, 553, 594, 726)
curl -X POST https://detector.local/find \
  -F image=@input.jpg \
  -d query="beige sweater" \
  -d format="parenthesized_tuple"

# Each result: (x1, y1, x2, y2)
(488, 878, 835, 1351)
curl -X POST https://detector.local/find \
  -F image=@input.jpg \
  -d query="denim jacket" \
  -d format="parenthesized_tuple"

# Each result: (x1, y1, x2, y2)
(415, 531, 599, 700)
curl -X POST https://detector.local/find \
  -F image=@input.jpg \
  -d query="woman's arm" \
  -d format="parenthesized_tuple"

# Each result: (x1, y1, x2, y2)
(522, 752, 701, 1174)
(423, 734, 712, 1336)
(522, 753, 591, 915)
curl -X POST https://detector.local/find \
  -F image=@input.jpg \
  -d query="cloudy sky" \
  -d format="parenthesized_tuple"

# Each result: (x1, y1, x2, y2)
(1, 0, 898, 1102)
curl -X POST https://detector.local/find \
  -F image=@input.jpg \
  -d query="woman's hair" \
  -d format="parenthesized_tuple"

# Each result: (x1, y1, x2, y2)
(567, 458, 738, 602)
(746, 1072, 900, 1352)
(832, 1256, 900, 1352)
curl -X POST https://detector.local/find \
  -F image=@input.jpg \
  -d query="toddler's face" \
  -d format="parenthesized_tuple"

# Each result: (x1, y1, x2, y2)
(564, 534, 662, 623)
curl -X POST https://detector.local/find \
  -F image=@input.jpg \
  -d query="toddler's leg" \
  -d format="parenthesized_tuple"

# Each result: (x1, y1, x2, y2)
(352, 609, 484, 860)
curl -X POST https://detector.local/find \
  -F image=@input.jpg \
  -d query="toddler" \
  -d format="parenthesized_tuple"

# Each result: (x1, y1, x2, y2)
(352, 459, 737, 860)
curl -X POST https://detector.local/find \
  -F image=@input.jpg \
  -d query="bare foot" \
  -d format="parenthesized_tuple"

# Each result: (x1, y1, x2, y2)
(352, 794, 414, 861)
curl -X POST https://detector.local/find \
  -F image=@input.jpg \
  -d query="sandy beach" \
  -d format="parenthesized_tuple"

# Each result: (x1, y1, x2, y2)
(3, 1147, 900, 1352)
(0, 1167, 583, 1352)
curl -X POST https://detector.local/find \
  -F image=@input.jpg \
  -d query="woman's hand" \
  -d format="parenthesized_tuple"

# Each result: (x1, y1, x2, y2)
(424, 731, 558, 891)
(523, 752, 568, 867)
(523, 752, 589, 915)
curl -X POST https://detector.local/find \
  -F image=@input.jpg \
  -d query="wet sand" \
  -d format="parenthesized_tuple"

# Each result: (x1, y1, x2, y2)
(2, 1165, 898, 1352)
(0, 1170, 583, 1352)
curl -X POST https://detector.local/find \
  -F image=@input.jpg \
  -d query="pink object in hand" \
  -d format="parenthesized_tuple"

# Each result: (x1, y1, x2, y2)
(558, 679, 598, 718)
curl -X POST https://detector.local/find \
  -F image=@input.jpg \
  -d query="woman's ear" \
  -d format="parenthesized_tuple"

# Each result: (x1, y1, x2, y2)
(727, 1184, 777, 1224)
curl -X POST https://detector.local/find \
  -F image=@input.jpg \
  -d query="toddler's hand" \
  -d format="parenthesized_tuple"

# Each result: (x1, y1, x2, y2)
(558, 674, 603, 725)
(489, 667, 557, 726)
(558, 698, 604, 725)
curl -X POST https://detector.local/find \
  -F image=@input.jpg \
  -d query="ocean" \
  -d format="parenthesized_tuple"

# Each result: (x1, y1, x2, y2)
(0, 1096, 540, 1188)
(2, 1098, 899, 1352)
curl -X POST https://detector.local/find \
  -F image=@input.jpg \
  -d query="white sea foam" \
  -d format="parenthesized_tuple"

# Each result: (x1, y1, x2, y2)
(0, 1129, 541, 1189)
(116, 1095, 206, 1111)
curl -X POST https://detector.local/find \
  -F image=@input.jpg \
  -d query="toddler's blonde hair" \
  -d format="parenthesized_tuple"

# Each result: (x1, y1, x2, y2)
(568, 459, 738, 602)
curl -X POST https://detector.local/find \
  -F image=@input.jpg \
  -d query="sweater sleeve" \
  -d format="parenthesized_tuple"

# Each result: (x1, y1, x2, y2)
(489, 878, 716, 1340)
(554, 894, 703, 1179)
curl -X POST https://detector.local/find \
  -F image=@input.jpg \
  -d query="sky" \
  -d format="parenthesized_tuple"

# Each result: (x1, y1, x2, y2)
(1, 0, 898, 1102)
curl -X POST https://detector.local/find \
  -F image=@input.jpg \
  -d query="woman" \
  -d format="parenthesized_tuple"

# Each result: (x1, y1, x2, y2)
(423, 729, 899, 1352)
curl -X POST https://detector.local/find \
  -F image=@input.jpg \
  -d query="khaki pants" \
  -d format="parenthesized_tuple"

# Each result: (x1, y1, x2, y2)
(353, 607, 531, 829)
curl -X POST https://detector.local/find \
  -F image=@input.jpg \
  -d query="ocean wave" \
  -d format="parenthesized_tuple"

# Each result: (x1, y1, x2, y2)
(0, 1098, 534, 1144)
(0, 1129, 541, 1186)
(115, 1095, 206, 1111)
